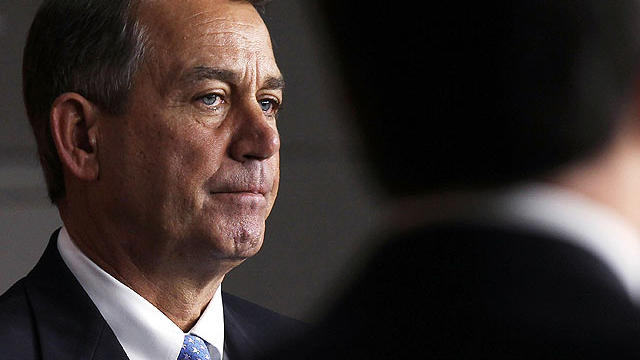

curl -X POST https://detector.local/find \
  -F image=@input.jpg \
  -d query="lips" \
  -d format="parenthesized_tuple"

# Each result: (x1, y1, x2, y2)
(209, 187, 268, 208)
(209, 183, 268, 196)
(214, 189, 265, 196)
(206, 166, 273, 197)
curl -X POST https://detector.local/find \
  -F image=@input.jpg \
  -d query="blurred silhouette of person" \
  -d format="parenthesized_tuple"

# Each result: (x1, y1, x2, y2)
(268, 0, 640, 358)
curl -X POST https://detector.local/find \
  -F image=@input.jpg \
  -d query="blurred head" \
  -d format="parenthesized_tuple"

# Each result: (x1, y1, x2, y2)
(319, 1, 640, 196)
(24, 0, 281, 261)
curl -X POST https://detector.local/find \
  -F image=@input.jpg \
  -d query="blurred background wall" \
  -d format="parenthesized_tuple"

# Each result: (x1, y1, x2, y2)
(0, 1, 385, 322)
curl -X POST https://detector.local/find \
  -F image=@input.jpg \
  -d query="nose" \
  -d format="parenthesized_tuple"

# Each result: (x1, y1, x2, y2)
(228, 101, 280, 162)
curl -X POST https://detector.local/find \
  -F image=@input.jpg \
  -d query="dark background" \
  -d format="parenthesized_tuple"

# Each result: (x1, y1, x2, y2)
(0, 1, 386, 322)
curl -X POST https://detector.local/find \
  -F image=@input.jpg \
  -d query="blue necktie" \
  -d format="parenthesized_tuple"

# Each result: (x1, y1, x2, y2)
(178, 334, 215, 360)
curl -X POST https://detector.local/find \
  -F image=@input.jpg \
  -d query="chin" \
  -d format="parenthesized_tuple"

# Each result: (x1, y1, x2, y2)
(202, 217, 266, 260)
(231, 239, 263, 260)
(192, 199, 270, 258)
(230, 225, 264, 258)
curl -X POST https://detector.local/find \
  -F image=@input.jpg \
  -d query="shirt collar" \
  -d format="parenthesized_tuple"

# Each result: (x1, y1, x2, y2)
(484, 182, 640, 304)
(57, 226, 225, 360)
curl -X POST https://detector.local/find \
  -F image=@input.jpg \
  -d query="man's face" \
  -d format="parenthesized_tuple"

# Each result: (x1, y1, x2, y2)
(96, 0, 282, 262)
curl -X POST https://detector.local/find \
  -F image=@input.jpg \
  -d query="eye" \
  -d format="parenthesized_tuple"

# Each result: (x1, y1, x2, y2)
(198, 93, 225, 108)
(259, 98, 280, 116)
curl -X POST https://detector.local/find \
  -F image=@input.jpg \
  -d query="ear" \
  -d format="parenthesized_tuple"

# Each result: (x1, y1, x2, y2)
(50, 93, 100, 181)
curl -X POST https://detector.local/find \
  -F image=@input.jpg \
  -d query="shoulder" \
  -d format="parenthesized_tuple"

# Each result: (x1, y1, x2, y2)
(0, 278, 39, 357)
(222, 291, 309, 356)
(315, 222, 640, 357)
(0, 278, 31, 325)
(222, 292, 306, 331)
(361, 222, 636, 320)
(375, 222, 625, 287)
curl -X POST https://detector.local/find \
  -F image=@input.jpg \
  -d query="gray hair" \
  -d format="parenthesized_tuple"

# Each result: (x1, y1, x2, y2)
(23, 0, 148, 203)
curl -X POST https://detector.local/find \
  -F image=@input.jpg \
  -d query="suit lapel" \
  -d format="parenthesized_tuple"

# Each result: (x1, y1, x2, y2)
(24, 230, 129, 360)
(223, 294, 260, 359)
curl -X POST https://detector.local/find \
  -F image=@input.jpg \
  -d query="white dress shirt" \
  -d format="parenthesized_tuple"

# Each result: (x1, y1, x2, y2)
(57, 227, 225, 360)
(482, 183, 640, 305)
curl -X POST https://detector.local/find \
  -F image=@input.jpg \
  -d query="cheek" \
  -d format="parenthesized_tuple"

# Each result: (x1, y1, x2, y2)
(265, 155, 280, 212)
(271, 155, 280, 193)
(120, 117, 224, 202)
(178, 129, 229, 180)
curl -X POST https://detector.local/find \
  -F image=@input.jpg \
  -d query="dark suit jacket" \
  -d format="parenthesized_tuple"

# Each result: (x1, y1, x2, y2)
(268, 221, 640, 359)
(0, 230, 305, 359)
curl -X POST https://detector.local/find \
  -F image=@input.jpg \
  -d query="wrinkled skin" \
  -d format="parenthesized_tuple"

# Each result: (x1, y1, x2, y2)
(96, 0, 282, 271)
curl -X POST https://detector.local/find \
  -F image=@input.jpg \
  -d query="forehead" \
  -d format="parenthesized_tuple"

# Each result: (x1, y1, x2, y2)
(138, 0, 279, 81)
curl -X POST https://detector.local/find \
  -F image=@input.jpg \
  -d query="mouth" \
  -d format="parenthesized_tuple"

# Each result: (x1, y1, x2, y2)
(214, 191, 264, 197)
(206, 169, 272, 203)
(209, 187, 267, 203)
(210, 187, 266, 196)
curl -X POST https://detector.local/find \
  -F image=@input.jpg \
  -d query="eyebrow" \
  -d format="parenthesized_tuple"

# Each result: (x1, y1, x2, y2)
(262, 76, 286, 91)
(183, 66, 285, 90)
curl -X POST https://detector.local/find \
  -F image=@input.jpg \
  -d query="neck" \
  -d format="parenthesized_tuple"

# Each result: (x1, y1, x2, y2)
(551, 124, 640, 232)
(58, 204, 237, 331)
